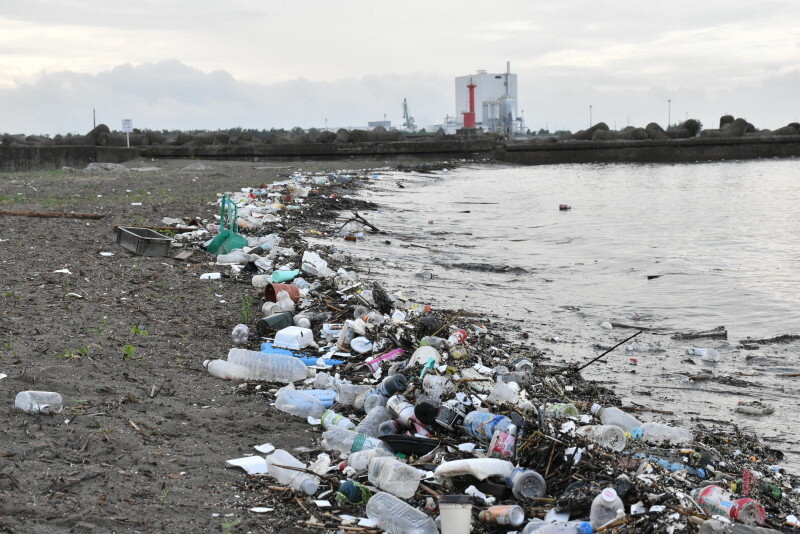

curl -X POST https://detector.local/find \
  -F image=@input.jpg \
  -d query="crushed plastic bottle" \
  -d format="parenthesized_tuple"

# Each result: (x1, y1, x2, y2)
(630, 422, 693, 445)
(506, 467, 547, 500)
(322, 426, 390, 455)
(365, 491, 437, 534)
(523, 520, 594, 533)
(368, 456, 422, 499)
(15, 391, 63, 414)
(354, 406, 393, 437)
(274, 387, 326, 418)
(339, 447, 393, 473)
(576, 425, 627, 452)
(265, 449, 318, 495)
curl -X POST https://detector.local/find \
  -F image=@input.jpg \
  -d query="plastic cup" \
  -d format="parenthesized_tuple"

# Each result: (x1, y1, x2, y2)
(439, 495, 473, 534)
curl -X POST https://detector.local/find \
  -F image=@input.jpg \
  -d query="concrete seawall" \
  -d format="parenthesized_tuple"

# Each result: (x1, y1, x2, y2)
(0, 145, 139, 172)
(498, 135, 800, 165)
(3, 136, 799, 172)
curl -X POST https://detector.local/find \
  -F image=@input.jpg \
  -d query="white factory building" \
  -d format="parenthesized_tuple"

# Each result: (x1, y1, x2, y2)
(453, 62, 524, 134)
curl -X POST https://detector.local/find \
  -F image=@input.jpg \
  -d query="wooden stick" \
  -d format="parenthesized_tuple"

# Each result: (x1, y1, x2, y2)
(576, 330, 642, 371)
(0, 209, 105, 220)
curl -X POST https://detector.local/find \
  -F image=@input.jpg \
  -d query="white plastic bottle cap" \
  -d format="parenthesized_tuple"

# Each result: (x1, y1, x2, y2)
(601, 488, 618, 502)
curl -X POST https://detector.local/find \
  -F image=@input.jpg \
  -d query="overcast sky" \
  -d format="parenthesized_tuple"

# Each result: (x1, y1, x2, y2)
(1, 1, 799, 136)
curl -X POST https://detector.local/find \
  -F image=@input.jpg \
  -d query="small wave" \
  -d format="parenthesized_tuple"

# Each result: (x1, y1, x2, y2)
(447, 262, 529, 274)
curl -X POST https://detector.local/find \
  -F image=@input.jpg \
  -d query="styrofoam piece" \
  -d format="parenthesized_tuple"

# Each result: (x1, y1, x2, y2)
(273, 326, 315, 350)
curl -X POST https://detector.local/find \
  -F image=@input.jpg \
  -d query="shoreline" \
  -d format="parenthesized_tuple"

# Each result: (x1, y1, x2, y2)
(0, 158, 798, 532)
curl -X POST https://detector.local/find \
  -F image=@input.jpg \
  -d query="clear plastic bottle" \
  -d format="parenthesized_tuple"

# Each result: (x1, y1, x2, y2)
(204, 359, 250, 380)
(544, 403, 579, 418)
(322, 426, 390, 455)
(340, 447, 393, 473)
(355, 406, 393, 437)
(523, 521, 594, 534)
(629, 422, 693, 445)
(265, 449, 318, 495)
(590, 404, 642, 432)
(589, 488, 624, 528)
(576, 425, 627, 452)
(506, 467, 547, 499)
(363, 393, 389, 413)
(321, 410, 356, 430)
(365, 491, 437, 534)
(368, 456, 422, 499)
(692, 485, 766, 525)
(231, 323, 249, 344)
(463, 411, 516, 440)
(698, 519, 780, 533)
(15, 391, 63, 414)
(274, 387, 325, 419)
(422, 374, 454, 401)
(335, 383, 373, 406)
(225, 348, 309, 382)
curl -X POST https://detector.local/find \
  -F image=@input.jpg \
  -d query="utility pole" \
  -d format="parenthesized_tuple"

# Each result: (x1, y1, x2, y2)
(668, 99, 671, 129)
(589, 104, 593, 127)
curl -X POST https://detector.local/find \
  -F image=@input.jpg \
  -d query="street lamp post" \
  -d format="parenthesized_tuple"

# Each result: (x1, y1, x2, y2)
(667, 99, 671, 130)
(589, 104, 593, 127)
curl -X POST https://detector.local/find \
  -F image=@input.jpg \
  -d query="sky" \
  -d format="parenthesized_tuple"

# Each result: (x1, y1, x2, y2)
(1, 0, 799, 136)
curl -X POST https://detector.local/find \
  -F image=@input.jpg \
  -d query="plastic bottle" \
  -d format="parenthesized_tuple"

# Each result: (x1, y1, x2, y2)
(506, 467, 547, 500)
(590, 404, 642, 432)
(378, 420, 401, 436)
(368, 456, 422, 499)
(335, 383, 373, 406)
(462, 411, 516, 440)
(523, 521, 593, 534)
(216, 250, 254, 264)
(355, 406, 393, 437)
(589, 488, 624, 528)
(225, 348, 309, 382)
(365, 491, 437, 534)
(322, 426, 390, 455)
(265, 449, 318, 495)
(630, 422, 693, 445)
(274, 387, 326, 418)
(544, 403, 579, 418)
(339, 447, 393, 473)
(576, 425, 627, 452)
(231, 323, 249, 344)
(692, 485, 766, 525)
(698, 519, 781, 534)
(422, 374, 454, 401)
(321, 410, 356, 430)
(15, 391, 63, 414)
(363, 393, 389, 413)
(479, 505, 525, 526)
(419, 336, 447, 350)
(363, 348, 406, 372)
(446, 329, 468, 347)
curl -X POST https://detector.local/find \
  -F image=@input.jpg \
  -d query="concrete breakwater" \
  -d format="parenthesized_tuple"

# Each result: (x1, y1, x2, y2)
(2, 118, 799, 171)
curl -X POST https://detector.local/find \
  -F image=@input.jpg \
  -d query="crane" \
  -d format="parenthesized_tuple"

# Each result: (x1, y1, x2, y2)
(402, 98, 416, 131)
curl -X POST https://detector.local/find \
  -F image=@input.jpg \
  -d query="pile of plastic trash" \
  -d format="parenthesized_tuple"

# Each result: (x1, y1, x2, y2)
(172, 165, 799, 533)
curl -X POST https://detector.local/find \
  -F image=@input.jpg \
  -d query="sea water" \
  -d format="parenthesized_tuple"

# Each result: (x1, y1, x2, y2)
(333, 159, 800, 469)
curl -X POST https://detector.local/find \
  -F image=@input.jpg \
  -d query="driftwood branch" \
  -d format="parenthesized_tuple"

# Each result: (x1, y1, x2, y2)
(338, 211, 381, 233)
(0, 209, 105, 220)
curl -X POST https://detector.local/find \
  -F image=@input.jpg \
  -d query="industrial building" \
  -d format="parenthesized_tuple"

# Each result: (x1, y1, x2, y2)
(454, 62, 524, 134)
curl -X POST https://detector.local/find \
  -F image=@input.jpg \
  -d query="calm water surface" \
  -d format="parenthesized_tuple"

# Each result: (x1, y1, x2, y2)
(335, 159, 800, 469)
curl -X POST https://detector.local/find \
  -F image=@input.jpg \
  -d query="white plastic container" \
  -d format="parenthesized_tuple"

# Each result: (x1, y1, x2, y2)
(272, 326, 314, 350)
(589, 487, 624, 528)
(15, 391, 63, 414)
(439, 495, 474, 534)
